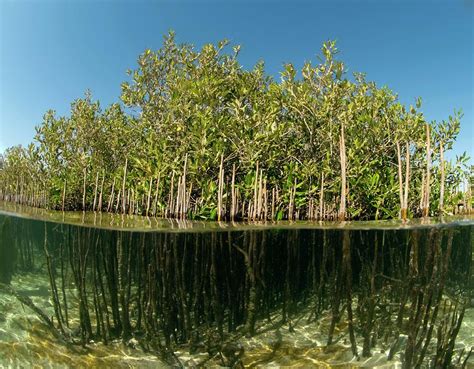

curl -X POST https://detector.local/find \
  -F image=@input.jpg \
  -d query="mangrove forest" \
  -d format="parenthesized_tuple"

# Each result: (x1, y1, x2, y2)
(0, 32, 472, 221)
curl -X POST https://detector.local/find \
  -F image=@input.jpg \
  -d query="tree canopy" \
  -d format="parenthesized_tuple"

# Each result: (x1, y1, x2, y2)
(0, 32, 471, 220)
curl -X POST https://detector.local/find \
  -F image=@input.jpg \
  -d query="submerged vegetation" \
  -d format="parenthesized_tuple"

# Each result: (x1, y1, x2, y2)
(0, 32, 472, 220)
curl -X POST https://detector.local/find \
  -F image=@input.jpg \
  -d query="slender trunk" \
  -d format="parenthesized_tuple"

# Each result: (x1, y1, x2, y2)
(121, 158, 128, 214)
(115, 189, 121, 212)
(403, 142, 410, 219)
(319, 173, 325, 220)
(396, 141, 404, 219)
(93, 172, 99, 211)
(168, 171, 175, 217)
(62, 179, 66, 212)
(107, 178, 116, 212)
(271, 187, 275, 220)
(98, 172, 105, 211)
(263, 178, 268, 220)
(257, 169, 263, 219)
(175, 175, 181, 216)
(338, 122, 346, 221)
(467, 180, 472, 214)
(439, 143, 445, 215)
(181, 154, 188, 219)
(126, 188, 131, 214)
(252, 162, 259, 220)
(288, 178, 296, 221)
(231, 163, 236, 221)
(422, 124, 431, 217)
(146, 177, 153, 216)
(82, 166, 87, 211)
(153, 174, 161, 216)
(217, 154, 224, 221)
(288, 181, 293, 221)
(420, 172, 425, 214)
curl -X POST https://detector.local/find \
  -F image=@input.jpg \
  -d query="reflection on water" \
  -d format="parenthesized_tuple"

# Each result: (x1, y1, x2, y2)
(1, 200, 473, 232)
(0, 207, 473, 368)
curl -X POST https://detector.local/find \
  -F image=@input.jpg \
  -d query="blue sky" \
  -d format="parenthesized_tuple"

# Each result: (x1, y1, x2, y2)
(0, 0, 472, 163)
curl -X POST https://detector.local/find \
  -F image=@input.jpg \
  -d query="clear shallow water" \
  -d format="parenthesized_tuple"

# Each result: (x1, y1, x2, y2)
(1, 200, 473, 232)
(0, 203, 473, 368)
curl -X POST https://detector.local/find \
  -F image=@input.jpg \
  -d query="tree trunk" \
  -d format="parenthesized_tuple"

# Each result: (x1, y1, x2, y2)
(422, 124, 431, 217)
(252, 162, 259, 221)
(121, 158, 128, 214)
(319, 173, 325, 220)
(403, 142, 410, 220)
(62, 179, 67, 212)
(93, 171, 99, 211)
(396, 141, 404, 219)
(146, 177, 153, 216)
(107, 178, 116, 212)
(439, 143, 445, 215)
(231, 163, 236, 221)
(82, 167, 87, 211)
(98, 172, 105, 211)
(153, 174, 160, 216)
(338, 122, 346, 221)
(420, 172, 425, 213)
(181, 154, 188, 219)
(217, 154, 224, 221)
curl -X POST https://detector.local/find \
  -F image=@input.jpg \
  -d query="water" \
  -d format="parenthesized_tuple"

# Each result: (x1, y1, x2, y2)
(0, 202, 473, 368)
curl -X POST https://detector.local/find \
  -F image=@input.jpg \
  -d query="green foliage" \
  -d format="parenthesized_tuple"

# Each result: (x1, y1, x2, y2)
(0, 33, 469, 219)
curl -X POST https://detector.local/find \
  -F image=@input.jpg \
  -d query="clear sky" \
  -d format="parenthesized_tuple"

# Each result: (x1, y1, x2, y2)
(0, 0, 472, 162)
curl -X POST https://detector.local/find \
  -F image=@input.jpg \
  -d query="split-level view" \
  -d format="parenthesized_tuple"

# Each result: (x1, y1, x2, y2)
(0, 1, 473, 368)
